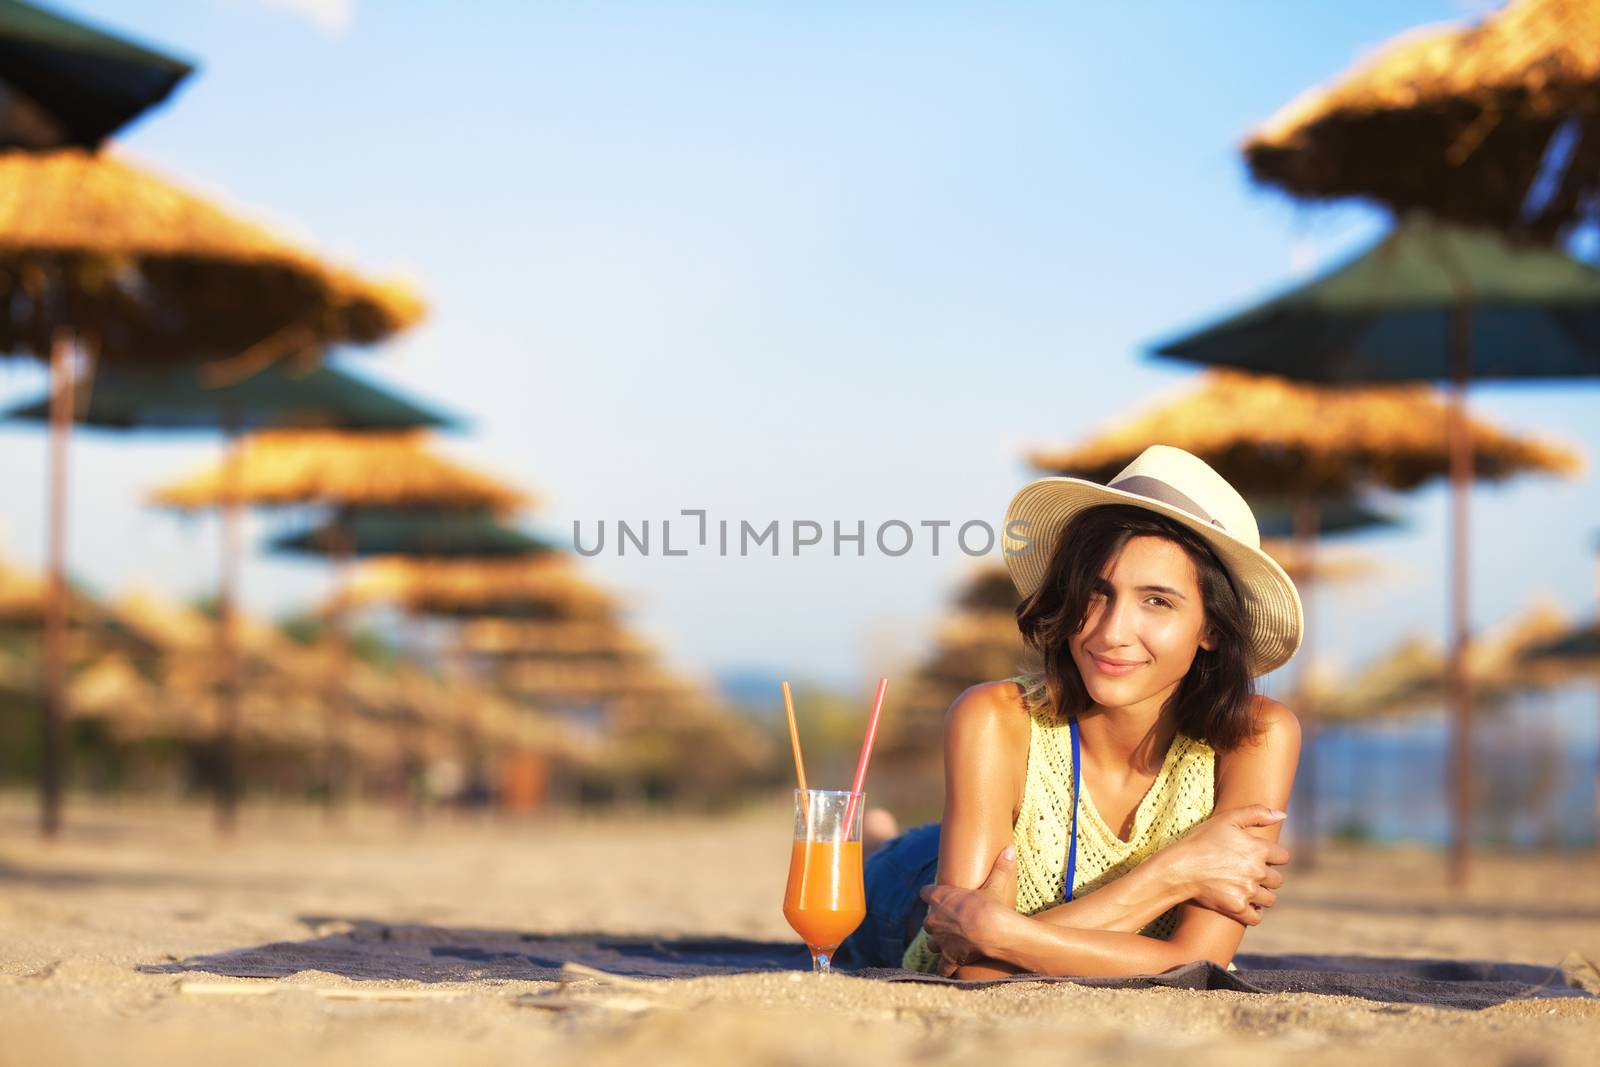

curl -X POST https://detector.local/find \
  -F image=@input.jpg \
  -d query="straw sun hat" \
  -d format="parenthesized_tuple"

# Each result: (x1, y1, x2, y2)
(1002, 445, 1304, 677)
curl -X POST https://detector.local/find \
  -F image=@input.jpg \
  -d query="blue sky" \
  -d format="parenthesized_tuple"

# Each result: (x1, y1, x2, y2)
(2, 0, 1595, 700)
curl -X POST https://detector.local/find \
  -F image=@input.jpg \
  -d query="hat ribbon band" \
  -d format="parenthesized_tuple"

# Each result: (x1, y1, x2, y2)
(1107, 475, 1225, 531)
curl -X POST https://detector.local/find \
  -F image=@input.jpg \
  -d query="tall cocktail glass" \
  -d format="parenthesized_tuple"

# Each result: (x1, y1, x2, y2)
(782, 788, 865, 973)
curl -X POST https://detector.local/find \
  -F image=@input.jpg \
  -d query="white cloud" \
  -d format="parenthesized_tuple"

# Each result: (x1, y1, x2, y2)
(259, 0, 355, 37)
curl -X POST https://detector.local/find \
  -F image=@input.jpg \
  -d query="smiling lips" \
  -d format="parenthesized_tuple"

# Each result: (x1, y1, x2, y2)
(1088, 653, 1146, 677)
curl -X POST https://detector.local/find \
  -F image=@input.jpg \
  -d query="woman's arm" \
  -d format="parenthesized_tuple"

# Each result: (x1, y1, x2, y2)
(1152, 696, 1302, 967)
(1028, 802, 1291, 932)
(930, 697, 1300, 977)
(923, 682, 1032, 978)
(934, 682, 1031, 894)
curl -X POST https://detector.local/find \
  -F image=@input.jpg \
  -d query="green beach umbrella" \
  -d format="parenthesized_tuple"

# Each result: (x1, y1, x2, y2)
(2, 359, 456, 431)
(268, 509, 554, 560)
(1152, 214, 1600, 886)
(1252, 494, 1400, 540)
(0, 0, 193, 150)
(1155, 217, 1600, 382)
(1523, 621, 1600, 675)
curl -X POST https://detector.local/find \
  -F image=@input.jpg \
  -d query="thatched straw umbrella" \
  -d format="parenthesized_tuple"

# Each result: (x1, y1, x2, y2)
(459, 618, 649, 661)
(596, 677, 773, 806)
(110, 587, 381, 788)
(496, 658, 679, 703)
(1261, 540, 1382, 585)
(150, 430, 523, 512)
(1243, 0, 1600, 242)
(60, 588, 417, 796)
(0, 545, 103, 629)
(337, 554, 616, 621)
(0, 148, 423, 837)
(0, 150, 422, 363)
(149, 431, 528, 815)
(0, 2, 193, 151)
(1319, 604, 1572, 724)
(65, 651, 158, 729)
(1027, 371, 1578, 494)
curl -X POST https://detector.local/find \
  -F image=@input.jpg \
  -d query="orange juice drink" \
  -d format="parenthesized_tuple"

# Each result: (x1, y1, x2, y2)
(784, 788, 865, 972)
(782, 839, 866, 951)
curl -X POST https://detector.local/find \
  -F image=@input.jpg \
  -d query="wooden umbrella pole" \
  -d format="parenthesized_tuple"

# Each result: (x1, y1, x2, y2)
(1446, 305, 1476, 889)
(323, 525, 353, 819)
(215, 417, 244, 836)
(1292, 494, 1319, 871)
(40, 328, 76, 840)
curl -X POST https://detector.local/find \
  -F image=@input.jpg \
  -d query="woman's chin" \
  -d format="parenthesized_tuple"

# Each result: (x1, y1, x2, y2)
(1082, 675, 1164, 711)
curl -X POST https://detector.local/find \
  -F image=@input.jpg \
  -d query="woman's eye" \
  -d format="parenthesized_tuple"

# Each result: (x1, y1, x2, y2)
(1145, 596, 1172, 609)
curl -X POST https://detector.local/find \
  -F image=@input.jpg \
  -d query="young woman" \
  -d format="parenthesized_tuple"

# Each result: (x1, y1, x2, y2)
(840, 445, 1304, 979)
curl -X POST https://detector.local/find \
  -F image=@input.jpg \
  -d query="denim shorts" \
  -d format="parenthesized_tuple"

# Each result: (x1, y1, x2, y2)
(837, 822, 941, 969)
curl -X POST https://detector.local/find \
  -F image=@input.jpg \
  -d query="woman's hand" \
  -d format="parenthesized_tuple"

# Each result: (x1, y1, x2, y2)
(918, 845, 1018, 976)
(1160, 804, 1291, 925)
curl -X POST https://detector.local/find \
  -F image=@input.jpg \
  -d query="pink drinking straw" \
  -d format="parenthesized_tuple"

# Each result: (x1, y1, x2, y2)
(843, 677, 889, 834)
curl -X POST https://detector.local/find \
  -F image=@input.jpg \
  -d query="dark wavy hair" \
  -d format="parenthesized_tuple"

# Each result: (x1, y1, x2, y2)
(1014, 504, 1259, 750)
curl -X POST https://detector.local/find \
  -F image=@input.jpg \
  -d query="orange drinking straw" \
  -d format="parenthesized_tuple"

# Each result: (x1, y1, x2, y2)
(781, 680, 808, 794)
(843, 677, 888, 832)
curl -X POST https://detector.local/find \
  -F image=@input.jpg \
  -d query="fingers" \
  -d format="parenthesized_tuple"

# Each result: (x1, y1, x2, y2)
(1263, 842, 1291, 867)
(1227, 804, 1288, 828)
(938, 953, 960, 978)
(1260, 865, 1285, 890)
(1250, 886, 1278, 910)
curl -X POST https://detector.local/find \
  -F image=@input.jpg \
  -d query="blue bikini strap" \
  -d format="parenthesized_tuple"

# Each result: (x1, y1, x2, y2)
(1066, 715, 1080, 902)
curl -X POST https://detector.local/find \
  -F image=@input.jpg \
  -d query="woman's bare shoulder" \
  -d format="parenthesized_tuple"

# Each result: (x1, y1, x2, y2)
(1217, 695, 1302, 765)
(944, 679, 1033, 744)
(942, 680, 1033, 811)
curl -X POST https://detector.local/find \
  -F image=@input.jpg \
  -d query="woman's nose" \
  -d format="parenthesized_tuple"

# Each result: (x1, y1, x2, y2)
(1093, 594, 1138, 647)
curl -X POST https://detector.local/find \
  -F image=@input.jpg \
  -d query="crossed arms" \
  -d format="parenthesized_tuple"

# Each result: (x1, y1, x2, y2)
(918, 684, 1301, 979)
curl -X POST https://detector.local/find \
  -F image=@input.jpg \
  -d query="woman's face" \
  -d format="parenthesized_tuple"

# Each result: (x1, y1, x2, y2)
(1068, 534, 1215, 716)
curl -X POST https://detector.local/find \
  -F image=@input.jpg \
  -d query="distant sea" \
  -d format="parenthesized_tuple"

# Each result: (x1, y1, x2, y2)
(1306, 683, 1599, 849)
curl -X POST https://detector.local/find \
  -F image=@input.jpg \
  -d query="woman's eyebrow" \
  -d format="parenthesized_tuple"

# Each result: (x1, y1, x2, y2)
(1134, 584, 1187, 601)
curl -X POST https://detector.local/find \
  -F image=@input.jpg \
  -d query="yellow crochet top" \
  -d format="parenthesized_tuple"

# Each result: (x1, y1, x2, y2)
(903, 678, 1216, 973)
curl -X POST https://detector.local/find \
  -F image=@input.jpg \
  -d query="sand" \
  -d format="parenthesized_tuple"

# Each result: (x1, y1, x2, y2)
(1, 795, 1596, 1067)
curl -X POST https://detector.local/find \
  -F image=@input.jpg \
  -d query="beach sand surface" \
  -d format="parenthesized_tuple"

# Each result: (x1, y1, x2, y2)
(1, 796, 1596, 1067)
